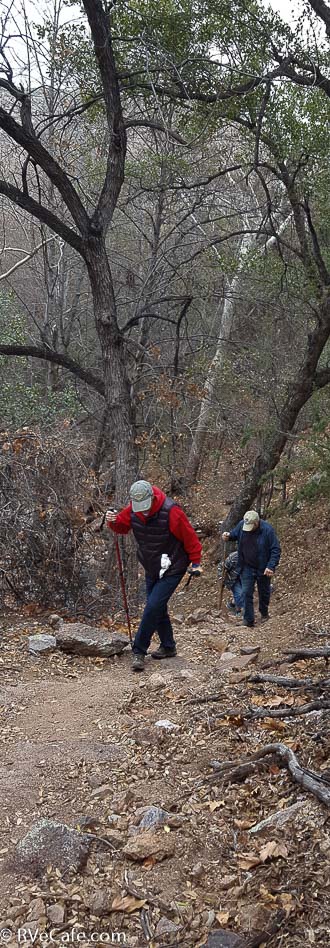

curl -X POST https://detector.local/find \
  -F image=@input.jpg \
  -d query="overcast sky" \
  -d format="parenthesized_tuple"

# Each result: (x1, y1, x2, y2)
(267, 0, 298, 22)
(18, 0, 300, 27)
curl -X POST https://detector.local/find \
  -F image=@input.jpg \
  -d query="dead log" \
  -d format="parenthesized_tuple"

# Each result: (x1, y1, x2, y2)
(203, 742, 330, 806)
(210, 699, 330, 723)
(284, 647, 330, 661)
(250, 673, 330, 689)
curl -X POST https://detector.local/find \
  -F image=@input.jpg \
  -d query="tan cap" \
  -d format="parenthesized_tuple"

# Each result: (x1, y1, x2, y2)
(242, 510, 260, 532)
(129, 480, 153, 513)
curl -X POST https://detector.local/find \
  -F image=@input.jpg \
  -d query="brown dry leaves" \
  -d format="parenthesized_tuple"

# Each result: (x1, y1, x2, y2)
(237, 840, 288, 870)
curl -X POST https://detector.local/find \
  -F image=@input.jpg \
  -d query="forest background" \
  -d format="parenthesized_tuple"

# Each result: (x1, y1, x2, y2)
(0, 0, 329, 613)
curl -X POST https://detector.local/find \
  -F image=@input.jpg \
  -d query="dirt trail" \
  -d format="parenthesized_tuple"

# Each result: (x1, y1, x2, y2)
(1, 502, 330, 946)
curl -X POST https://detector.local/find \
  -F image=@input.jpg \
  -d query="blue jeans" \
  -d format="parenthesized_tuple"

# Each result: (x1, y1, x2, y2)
(241, 566, 271, 626)
(232, 579, 244, 611)
(133, 572, 185, 655)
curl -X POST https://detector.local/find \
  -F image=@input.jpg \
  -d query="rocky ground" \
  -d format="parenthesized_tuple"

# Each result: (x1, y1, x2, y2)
(0, 498, 330, 948)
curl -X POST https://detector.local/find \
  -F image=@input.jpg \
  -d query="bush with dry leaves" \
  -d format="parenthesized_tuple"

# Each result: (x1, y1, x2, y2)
(0, 426, 114, 612)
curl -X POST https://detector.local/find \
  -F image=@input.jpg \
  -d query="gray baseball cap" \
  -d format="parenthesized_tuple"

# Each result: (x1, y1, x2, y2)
(129, 480, 153, 513)
(242, 510, 260, 531)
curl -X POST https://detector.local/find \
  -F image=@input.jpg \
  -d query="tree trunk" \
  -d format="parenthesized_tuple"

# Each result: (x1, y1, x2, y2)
(223, 289, 330, 529)
(184, 234, 254, 489)
(86, 240, 138, 600)
(86, 238, 138, 497)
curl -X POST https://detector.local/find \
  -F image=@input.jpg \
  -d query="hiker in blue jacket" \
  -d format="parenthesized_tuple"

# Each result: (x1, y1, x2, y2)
(222, 510, 281, 628)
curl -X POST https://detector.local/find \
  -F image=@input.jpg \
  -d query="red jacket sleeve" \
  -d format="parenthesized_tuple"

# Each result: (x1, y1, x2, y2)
(169, 507, 202, 563)
(106, 504, 132, 535)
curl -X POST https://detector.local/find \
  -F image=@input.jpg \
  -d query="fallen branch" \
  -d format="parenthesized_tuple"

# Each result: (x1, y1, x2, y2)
(250, 673, 330, 689)
(210, 699, 330, 723)
(202, 757, 278, 786)
(140, 908, 152, 942)
(203, 743, 330, 806)
(284, 647, 330, 661)
(84, 833, 120, 853)
(189, 691, 224, 705)
(247, 698, 330, 719)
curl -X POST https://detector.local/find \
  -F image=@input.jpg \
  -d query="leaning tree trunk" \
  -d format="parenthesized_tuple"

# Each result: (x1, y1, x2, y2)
(184, 210, 293, 492)
(223, 288, 330, 529)
(184, 234, 254, 489)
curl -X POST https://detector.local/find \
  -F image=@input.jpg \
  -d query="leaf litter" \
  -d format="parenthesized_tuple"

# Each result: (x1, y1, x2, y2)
(1, 493, 330, 945)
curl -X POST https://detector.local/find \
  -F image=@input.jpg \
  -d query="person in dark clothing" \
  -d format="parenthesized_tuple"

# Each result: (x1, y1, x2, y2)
(107, 481, 202, 671)
(222, 510, 281, 628)
(218, 551, 244, 615)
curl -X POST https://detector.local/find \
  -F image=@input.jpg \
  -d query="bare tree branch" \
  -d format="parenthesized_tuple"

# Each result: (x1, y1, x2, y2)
(0, 180, 84, 255)
(0, 107, 90, 233)
(0, 345, 104, 395)
(0, 236, 56, 282)
(125, 117, 186, 144)
(83, 0, 126, 231)
(122, 68, 284, 105)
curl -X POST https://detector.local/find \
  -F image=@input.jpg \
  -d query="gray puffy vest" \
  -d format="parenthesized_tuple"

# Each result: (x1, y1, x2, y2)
(131, 497, 189, 578)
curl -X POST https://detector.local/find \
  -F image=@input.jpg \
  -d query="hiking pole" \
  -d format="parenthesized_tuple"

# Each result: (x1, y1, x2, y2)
(103, 509, 133, 646)
(113, 535, 133, 646)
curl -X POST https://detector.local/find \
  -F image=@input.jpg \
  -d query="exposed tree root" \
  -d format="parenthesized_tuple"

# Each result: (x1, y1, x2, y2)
(203, 743, 330, 805)
(247, 698, 330, 719)
(210, 699, 330, 725)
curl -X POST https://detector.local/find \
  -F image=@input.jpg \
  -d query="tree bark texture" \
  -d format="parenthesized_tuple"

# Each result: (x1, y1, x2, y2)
(223, 288, 330, 528)
(85, 240, 138, 500)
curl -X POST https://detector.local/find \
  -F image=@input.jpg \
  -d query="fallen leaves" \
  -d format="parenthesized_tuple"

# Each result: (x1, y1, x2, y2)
(238, 840, 288, 870)
(259, 885, 295, 916)
(1, 540, 330, 948)
(216, 910, 230, 925)
(259, 718, 287, 732)
(251, 694, 307, 708)
(259, 840, 288, 862)
(110, 895, 146, 914)
(214, 714, 245, 728)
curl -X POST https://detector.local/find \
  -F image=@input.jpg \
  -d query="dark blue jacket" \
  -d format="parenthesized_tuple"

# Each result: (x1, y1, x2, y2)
(229, 520, 281, 576)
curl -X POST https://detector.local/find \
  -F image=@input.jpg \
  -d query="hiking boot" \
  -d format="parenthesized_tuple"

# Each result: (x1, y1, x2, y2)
(260, 613, 270, 623)
(132, 652, 145, 672)
(151, 645, 177, 660)
(243, 621, 254, 628)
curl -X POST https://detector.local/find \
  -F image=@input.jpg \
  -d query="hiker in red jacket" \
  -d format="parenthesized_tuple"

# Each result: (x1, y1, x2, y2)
(106, 480, 202, 672)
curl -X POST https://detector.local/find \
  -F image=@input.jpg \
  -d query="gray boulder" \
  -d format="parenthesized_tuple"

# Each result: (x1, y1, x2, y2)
(13, 819, 91, 876)
(56, 622, 129, 657)
(28, 634, 57, 654)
